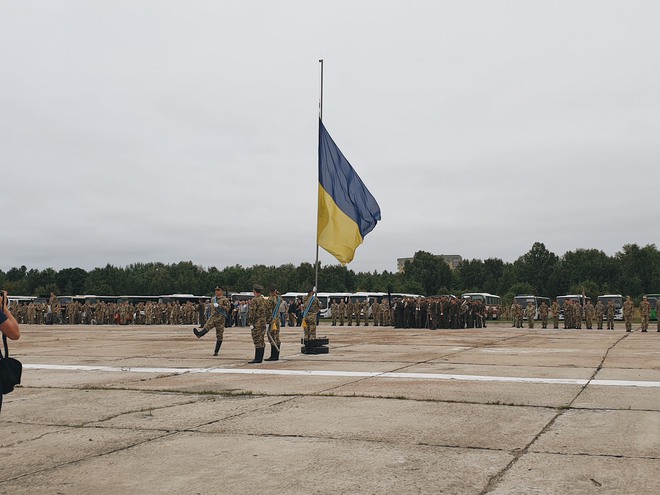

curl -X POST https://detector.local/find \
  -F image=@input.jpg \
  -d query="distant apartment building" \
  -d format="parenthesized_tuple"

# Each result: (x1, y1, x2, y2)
(397, 254, 463, 273)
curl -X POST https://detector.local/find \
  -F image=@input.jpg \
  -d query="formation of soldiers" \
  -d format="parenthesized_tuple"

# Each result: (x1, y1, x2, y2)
(10, 298, 205, 326)
(10, 292, 659, 334)
(508, 296, 659, 332)
(329, 296, 492, 329)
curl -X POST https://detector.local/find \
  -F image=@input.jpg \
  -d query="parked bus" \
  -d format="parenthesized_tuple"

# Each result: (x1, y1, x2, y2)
(596, 294, 624, 321)
(644, 294, 660, 321)
(556, 294, 586, 320)
(513, 295, 551, 320)
(461, 292, 502, 319)
(229, 291, 255, 303)
(317, 292, 352, 318)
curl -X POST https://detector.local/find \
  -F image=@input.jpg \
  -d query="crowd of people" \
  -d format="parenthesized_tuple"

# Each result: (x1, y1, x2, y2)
(328, 296, 492, 329)
(7, 292, 659, 333)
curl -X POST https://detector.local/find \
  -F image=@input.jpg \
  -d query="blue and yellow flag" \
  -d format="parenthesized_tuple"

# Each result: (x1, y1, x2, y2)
(317, 119, 381, 265)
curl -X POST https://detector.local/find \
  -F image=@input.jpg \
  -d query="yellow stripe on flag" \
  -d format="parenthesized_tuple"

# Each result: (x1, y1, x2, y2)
(317, 183, 363, 265)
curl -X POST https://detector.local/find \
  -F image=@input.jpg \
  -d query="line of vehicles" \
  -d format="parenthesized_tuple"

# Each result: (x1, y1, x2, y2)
(9, 292, 659, 321)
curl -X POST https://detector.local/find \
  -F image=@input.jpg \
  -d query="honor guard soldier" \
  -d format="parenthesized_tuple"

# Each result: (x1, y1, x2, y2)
(265, 288, 283, 361)
(248, 285, 267, 363)
(301, 287, 326, 354)
(193, 286, 230, 356)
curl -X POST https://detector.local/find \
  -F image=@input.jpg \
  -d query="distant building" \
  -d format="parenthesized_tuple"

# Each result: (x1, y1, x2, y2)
(397, 254, 462, 273)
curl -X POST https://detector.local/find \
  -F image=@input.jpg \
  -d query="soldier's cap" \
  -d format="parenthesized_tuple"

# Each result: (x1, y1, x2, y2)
(214, 286, 224, 292)
(306, 286, 314, 293)
(253, 284, 264, 293)
(269, 286, 278, 293)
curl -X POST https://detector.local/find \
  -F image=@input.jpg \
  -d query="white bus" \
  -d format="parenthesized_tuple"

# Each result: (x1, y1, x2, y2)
(461, 292, 502, 319)
(597, 294, 624, 320)
(317, 292, 352, 318)
(513, 295, 551, 320)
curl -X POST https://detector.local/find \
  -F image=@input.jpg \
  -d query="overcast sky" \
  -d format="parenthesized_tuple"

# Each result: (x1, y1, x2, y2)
(2, 1, 658, 274)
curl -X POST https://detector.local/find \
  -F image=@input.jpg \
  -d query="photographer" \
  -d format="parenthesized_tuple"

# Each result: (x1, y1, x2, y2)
(1, 290, 21, 408)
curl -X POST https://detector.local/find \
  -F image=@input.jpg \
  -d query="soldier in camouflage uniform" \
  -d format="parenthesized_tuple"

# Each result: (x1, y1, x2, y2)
(193, 286, 230, 356)
(302, 287, 321, 352)
(526, 302, 535, 329)
(584, 300, 594, 329)
(594, 300, 604, 330)
(248, 285, 267, 363)
(606, 300, 615, 330)
(265, 288, 283, 361)
(371, 299, 380, 326)
(338, 298, 346, 326)
(355, 299, 363, 326)
(362, 300, 370, 326)
(623, 296, 634, 332)
(331, 299, 339, 326)
(539, 301, 549, 329)
(346, 299, 354, 326)
(639, 296, 651, 332)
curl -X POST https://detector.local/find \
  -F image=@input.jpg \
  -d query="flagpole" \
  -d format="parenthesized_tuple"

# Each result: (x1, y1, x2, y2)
(315, 59, 323, 294)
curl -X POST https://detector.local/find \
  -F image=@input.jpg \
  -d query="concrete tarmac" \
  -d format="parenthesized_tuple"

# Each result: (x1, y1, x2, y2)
(1, 322, 659, 494)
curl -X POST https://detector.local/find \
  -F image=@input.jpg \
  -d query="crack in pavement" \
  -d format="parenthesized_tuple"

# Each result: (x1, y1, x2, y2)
(478, 331, 633, 495)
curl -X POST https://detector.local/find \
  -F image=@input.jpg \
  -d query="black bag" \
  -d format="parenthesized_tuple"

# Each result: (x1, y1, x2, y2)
(0, 334, 22, 394)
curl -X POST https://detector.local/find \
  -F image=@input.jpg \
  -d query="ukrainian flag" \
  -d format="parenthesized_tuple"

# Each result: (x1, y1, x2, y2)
(317, 119, 381, 265)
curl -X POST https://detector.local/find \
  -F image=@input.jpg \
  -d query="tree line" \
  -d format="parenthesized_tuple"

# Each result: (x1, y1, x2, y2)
(1, 242, 658, 305)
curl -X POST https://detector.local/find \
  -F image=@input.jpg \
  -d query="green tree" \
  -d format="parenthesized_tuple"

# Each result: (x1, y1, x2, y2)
(455, 259, 485, 292)
(513, 242, 558, 295)
(402, 251, 452, 295)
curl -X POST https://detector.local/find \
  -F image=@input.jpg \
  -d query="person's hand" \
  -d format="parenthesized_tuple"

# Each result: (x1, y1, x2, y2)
(213, 303, 219, 308)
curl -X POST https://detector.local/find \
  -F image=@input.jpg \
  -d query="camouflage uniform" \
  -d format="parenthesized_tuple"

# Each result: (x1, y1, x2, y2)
(606, 301, 615, 330)
(265, 290, 283, 360)
(639, 297, 651, 332)
(623, 297, 634, 332)
(194, 288, 230, 356)
(539, 302, 549, 329)
(346, 300, 354, 326)
(526, 303, 535, 329)
(338, 300, 346, 326)
(302, 291, 321, 341)
(584, 301, 594, 329)
(331, 300, 339, 326)
(594, 301, 604, 330)
(249, 293, 267, 349)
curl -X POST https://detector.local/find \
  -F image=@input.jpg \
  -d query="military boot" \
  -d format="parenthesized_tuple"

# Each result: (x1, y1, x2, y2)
(248, 347, 264, 364)
(193, 327, 209, 338)
(213, 340, 222, 356)
(265, 345, 280, 361)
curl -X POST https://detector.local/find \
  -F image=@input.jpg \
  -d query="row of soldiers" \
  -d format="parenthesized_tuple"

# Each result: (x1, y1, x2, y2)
(510, 296, 659, 332)
(329, 296, 492, 329)
(10, 300, 206, 326)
